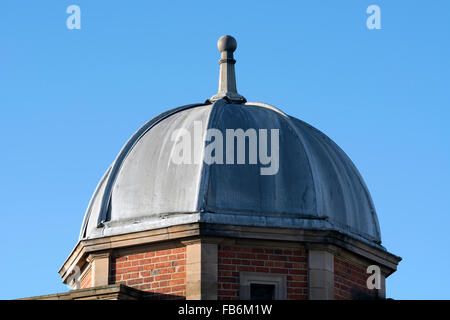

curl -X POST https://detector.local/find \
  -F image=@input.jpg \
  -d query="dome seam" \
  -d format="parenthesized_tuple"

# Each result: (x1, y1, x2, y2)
(95, 103, 209, 228)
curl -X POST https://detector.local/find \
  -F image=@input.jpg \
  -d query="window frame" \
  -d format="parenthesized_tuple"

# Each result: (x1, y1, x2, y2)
(239, 272, 287, 300)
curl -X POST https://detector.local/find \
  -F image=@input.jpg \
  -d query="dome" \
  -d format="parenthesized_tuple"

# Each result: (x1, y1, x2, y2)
(80, 99, 381, 247)
(79, 35, 382, 249)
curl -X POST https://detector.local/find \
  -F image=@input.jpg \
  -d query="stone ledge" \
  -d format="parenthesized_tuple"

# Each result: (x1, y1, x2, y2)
(19, 284, 145, 300)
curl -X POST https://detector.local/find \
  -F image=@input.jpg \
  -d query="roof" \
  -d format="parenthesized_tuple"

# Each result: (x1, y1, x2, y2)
(78, 35, 383, 249)
(79, 99, 382, 248)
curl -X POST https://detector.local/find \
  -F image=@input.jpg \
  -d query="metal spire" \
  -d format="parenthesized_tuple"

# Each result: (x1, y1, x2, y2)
(210, 35, 246, 103)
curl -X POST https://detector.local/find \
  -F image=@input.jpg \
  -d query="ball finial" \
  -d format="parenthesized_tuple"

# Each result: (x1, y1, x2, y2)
(210, 35, 246, 103)
(217, 35, 237, 53)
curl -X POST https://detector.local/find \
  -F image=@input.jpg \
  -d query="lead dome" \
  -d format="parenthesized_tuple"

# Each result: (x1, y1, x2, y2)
(79, 35, 383, 249)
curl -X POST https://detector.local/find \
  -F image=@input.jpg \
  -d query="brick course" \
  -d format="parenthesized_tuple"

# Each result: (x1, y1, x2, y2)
(334, 256, 378, 300)
(82, 242, 383, 300)
(110, 247, 186, 300)
(217, 245, 308, 300)
(80, 269, 92, 289)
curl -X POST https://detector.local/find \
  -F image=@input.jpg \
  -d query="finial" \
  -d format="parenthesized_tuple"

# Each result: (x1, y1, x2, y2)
(209, 35, 246, 103)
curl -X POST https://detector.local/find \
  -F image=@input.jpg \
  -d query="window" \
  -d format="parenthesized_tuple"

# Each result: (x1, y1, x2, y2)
(240, 272, 287, 300)
(250, 283, 276, 300)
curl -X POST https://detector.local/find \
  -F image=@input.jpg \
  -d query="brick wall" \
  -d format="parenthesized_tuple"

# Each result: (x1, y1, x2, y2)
(80, 269, 92, 289)
(110, 247, 186, 300)
(217, 245, 308, 300)
(334, 256, 378, 300)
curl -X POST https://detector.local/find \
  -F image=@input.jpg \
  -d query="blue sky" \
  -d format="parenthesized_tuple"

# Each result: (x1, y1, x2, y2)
(0, 0, 449, 299)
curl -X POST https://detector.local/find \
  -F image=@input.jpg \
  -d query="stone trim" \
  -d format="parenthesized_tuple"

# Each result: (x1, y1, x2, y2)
(200, 223, 401, 273)
(87, 251, 111, 287)
(239, 272, 287, 300)
(60, 223, 400, 286)
(19, 284, 144, 300)
(183, 238, 221, 300)
(59, 223, 200, 283)
(308, 250, 334, 300)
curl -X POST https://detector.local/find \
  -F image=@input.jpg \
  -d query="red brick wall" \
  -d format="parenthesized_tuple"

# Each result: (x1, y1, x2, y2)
(217, 245, 308, 300)
(110, 247, 186, 300)
(80, 269, 92, 289)
(334, 256, 378, 300)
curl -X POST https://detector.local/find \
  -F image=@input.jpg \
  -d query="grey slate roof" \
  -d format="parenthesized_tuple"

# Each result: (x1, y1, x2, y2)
(79, 99, 382, 248)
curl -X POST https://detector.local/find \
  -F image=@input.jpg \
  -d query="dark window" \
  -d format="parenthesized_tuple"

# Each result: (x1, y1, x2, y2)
(250, 284, 275, 300)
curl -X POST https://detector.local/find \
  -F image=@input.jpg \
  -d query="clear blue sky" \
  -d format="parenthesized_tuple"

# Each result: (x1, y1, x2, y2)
(1, 0, 449, 299)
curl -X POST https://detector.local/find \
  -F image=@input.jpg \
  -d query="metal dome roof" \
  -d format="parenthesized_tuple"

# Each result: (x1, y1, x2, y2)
(80, 99, 381, 247)
(79, 35, 382, 248)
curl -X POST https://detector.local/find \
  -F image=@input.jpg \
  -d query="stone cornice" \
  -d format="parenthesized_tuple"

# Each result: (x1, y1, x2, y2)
(20, 284, 143, 300)
(59, 222, 401, 283)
